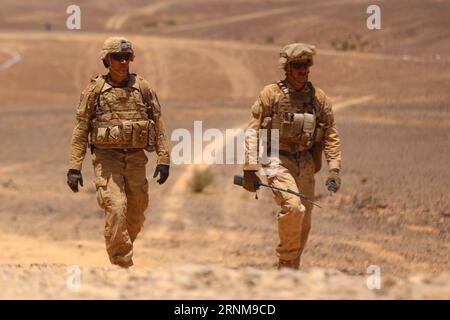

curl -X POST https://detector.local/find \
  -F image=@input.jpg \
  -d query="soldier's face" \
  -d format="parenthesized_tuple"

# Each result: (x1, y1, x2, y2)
(286, 61, 310, 89)
(108, 52, 131, 76)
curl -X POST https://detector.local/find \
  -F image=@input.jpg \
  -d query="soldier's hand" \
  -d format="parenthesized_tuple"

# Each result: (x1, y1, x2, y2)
(326, 169, 341, 193)
(243, 170, 262, 192)
(153, 164, 169, 184)
(67, 169, 83, 193)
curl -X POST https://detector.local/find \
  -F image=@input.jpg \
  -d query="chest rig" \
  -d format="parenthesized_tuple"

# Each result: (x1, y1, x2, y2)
(89, 75, 157, 150)
(271, 81, 318, 152)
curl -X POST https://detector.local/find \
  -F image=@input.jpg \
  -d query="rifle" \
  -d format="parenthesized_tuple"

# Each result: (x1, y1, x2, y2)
(233, 175, 322, 208)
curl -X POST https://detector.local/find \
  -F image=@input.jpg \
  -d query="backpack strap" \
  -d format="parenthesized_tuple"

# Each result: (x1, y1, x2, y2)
(92, 75, 106, 116)
(272, 80, 291, 117)
(88, 75, 105, 153)
(137, 76, 155, 121)
(277, 80, 290, 96)
(308, 82, 325, 123)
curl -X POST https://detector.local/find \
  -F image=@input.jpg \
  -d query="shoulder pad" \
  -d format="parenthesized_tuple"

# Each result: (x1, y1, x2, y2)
(262, 83, 281, 95)
(90, 75, 100, 82)
(138, 76, 152, 90)
(82, 80, 97, 93)
(136, 74, 146, 82)
(314, 87, 327, 103)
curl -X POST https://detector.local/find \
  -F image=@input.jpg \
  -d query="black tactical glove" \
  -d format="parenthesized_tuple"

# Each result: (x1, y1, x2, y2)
(243, 170, 262, 192)
(67, 169, 83, 193)
(153, 164, 170, 184)
(326, 169, 341, 193)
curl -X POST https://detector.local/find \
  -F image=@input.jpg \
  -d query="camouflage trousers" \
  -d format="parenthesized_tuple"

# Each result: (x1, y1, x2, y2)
(92, 148, 149, 267)
(264, 150, 315, 266)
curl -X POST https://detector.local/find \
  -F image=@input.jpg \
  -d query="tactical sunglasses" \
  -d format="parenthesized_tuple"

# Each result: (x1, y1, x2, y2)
(291, 61, 311, 69)
(110, 53, 132, 62)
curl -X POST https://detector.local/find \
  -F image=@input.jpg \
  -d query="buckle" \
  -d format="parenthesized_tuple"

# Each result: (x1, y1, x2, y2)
(118, 148, 140, 153)
(114, 148, 130, 153)
(279, 150, 303, 159)
(292, 151, 302, 159)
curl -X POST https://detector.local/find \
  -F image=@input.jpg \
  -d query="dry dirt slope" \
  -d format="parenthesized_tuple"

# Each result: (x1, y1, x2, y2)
(1, 264, 449, 299)
(0, 0, 449, 299)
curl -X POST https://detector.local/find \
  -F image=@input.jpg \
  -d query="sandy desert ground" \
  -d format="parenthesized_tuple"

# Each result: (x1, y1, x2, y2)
(0, 0, 448, 299)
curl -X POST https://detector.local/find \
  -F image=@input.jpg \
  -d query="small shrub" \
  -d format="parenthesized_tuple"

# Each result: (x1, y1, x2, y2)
(331, 34, 365, 51)
(144, 21, 158, 28)
(188, 167, 214, 193)
(164, 20, 176, 26)
(265, 36, 274, 44)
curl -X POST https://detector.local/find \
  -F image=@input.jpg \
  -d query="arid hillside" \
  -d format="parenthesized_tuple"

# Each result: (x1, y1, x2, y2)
(0, 0, 448, 299)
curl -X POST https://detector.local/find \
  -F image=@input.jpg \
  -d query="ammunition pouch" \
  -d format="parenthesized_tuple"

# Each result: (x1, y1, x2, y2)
(91, 119, 157, 149)
(279, 112, 316, 148)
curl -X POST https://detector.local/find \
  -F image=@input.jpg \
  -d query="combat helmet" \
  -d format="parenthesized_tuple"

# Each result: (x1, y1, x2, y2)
(279, 43, 316, 69)
(100, 36, 134, 68)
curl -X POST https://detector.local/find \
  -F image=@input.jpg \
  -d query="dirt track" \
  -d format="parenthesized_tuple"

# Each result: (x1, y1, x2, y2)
(0, 0, 449, 299)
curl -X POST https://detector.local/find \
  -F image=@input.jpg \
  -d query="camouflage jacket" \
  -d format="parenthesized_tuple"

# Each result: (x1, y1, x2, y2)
(68, 74, 170, 171)
(244, 80, 341, 172)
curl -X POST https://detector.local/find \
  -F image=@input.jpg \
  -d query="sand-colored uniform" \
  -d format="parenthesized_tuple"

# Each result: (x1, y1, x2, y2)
(69, 74, 170, 267)
(244, 80, 341, 264)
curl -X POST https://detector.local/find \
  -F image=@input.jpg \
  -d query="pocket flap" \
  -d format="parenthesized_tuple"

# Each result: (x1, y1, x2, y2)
(93, 177, 108, 188)
(109, 125, 121, 140)
(303, 113, 316, 133)
(292, 113, 305, 134)
(97, 127, 108, 140)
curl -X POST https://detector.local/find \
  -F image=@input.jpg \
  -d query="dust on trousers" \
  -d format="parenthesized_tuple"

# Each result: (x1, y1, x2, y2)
(92, 147, 149, 267)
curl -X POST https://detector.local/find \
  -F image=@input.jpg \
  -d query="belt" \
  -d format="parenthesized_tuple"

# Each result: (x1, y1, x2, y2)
(114, 148, 142, 153)
(278, 149, 309, 159)
(91, 145, 142, 154)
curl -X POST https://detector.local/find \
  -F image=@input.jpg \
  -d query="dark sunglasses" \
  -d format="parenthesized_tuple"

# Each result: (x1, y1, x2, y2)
(110, 53, 132, 62)
(291, 61, 311, 69)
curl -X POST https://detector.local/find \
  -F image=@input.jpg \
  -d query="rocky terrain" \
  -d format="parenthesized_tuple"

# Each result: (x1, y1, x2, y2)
(0, 0, 448, 299)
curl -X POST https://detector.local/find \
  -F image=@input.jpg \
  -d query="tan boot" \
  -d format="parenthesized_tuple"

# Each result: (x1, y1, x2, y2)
(278, 257, 300, 270)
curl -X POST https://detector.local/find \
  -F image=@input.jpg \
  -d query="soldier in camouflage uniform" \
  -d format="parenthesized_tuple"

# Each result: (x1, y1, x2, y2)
(67, 37, 170, 268)
(243, 43, 342, 270)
